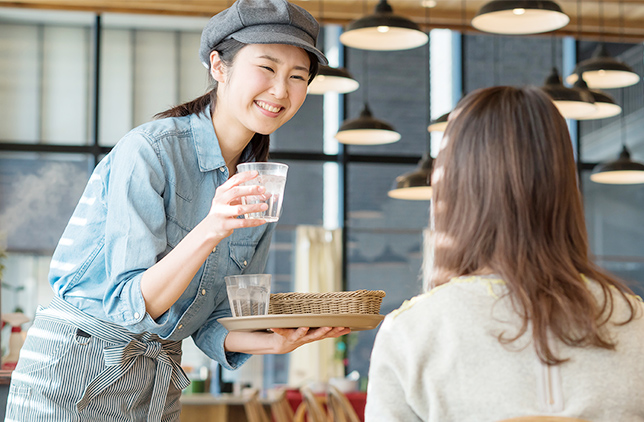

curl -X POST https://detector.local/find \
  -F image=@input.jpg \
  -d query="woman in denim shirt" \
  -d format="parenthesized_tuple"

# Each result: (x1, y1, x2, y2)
(5, 1, 348, 421)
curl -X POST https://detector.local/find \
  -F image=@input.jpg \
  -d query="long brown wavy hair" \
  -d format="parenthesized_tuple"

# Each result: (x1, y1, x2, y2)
(430, 85, 638, 365)
(155, 39, 319, 163)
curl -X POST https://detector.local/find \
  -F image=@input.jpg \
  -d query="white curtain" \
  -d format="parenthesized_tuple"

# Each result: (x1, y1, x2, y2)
(288, 225, 344, 387)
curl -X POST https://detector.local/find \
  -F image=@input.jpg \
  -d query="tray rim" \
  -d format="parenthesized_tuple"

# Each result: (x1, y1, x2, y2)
(218, 313, 385, 332)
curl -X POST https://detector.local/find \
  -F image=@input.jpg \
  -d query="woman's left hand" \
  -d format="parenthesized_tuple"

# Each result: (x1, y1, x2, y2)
(224, 327, 351, 355)
(269, 327, 351, 354)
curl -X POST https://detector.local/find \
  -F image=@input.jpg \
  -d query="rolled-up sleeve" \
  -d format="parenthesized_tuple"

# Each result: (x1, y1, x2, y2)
(191, 223, 276, 368)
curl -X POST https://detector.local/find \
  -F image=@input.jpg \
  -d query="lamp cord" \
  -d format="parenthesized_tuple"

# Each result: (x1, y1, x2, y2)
(599, 0, 605, 43)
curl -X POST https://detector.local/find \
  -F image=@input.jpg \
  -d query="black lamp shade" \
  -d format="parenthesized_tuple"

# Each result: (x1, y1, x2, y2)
(471, 0, 569, 35)
(566, 44, 640, 89)
(388, 153, 433, 200)
(577, 89, 621, 120)
(308, 65, 360, 95)
(335, 103, 401, 145)
(590, 146, 644, 184)
(541, 67, 596, 120)
(339, 0, 428, 51)
(427, 112, 449, 132)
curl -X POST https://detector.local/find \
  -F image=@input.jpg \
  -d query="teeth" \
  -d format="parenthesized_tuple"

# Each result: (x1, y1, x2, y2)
(257, 101, 281, 113)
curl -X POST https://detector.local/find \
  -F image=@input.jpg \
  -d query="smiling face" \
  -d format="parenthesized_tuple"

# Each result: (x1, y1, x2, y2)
(211, 43, 311, 143)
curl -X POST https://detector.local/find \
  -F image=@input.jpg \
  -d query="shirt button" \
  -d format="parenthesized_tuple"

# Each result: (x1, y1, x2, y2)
(219, 167, 226, 172)
(212, 246, 217, 253)
(243, 260, 247, 266)
(134, 312, 140, 319)
(202, 289, 206, 295)
(178, 324, 183, 330)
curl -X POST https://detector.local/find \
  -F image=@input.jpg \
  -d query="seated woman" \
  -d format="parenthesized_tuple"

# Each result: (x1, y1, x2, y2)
(365, 86, 644, 422)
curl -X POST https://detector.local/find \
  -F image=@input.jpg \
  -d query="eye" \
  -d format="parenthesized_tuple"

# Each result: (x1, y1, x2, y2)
(291, 74, 307, 81)
(260, 65, 275, 73)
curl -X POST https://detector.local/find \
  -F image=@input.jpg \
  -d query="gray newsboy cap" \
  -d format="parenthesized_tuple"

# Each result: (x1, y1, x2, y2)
(199, 0, 327, 68)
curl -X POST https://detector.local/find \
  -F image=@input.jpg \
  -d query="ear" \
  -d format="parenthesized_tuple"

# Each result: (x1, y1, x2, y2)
(209, 51, 226, 83)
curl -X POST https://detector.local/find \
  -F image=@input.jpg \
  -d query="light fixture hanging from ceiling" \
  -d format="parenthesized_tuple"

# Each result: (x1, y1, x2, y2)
(427, 112, 449, 133)
(339, 0, 428, 51)
(542, 67, 595, 119)
(566, 0, 640, 89)
(590, 87, 644, 184)
(568, 0, 621, 120)
(389, 10, 432, 201)
(309, 65, 360, 94)
(335, 48, 400, 145)
(471, 0, 569, 35)
(308, 0, 360, 95)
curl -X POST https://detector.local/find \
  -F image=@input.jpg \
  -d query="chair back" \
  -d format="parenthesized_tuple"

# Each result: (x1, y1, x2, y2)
(327, 385, 361, 422)
(498, 417, 591, 422)
(270, 388, 296, 422)
(299, 385, 330, 422)
(243, 388, 271, 422)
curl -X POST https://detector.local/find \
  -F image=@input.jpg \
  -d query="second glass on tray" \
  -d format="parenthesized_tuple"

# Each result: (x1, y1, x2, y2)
(237, 162, 288, 222)
(225, 274, 272, 318)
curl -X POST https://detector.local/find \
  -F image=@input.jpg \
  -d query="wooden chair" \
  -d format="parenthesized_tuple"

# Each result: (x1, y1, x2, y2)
(326, 385, 361, 422)
(270, 388, 296, 422)
(498, 417, 591, 422)
(242, 388, 271, 422)
(296, 385, 331, 422)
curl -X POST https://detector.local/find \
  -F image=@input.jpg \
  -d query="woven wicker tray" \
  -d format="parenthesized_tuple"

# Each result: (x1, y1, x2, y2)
(268, 289, 386, 315)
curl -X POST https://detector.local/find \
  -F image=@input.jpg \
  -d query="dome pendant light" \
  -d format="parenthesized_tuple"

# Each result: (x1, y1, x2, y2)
(566, 1, 640, 89)
(578, 89, 621, 120)
(566, 43, 640, 89)
(591, 146, 644, 184)
(427, 112, 449, 133)
(309, 65, 360, 95)
(471, 0, 569, 35)
(335, 102, 401, 145)
(340, 0, 428, 51)
(591, 86, 644, 184)
(388, 152, 433, 200)
(541, 67, 596, 120)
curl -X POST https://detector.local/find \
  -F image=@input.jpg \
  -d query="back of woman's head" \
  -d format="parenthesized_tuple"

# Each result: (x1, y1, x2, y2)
(431, 85, 637, 364)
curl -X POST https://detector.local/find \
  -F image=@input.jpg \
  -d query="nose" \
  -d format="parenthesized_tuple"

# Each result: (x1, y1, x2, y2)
(269, 76, 288, 99)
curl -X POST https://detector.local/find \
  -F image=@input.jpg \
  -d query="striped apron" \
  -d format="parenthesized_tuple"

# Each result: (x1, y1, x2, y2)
(5, 296, 191, 422)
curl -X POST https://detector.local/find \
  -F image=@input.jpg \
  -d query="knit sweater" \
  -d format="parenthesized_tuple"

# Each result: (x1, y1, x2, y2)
(365, 275, 644, 421)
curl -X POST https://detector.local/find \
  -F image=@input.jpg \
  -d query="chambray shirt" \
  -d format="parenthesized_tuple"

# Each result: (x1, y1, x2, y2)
(48, 106, 274, 370)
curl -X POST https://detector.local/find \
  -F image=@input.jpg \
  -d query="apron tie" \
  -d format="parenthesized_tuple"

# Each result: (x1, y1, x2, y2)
(76, 338, 190, 421)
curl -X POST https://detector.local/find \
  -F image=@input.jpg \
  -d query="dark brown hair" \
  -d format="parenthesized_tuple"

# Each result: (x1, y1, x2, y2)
(430, 85, 638, 365)
(155, 39, 319, 163)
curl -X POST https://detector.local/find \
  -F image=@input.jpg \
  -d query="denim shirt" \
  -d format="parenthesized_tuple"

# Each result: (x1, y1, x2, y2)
(48, 106, 274, 370)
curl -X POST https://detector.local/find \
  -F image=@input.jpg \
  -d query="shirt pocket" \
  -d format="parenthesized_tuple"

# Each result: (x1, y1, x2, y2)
(229, 241, 259, 273)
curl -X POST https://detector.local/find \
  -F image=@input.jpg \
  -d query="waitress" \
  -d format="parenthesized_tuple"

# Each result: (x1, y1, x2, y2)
(5, 1, 349, 421)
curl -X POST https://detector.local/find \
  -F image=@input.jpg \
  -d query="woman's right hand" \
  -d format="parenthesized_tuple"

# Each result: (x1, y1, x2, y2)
(206, 170, 269, 242)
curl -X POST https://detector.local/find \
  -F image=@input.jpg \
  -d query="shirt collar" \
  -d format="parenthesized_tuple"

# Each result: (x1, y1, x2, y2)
(190, 105, 255, 172)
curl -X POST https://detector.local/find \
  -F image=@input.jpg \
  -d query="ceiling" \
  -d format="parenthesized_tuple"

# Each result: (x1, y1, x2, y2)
(1, 0, 644, 43)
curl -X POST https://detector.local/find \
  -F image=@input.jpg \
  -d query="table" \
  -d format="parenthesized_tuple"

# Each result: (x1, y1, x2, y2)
(180, 393, 272, 422)
(284, 389, 367, 422)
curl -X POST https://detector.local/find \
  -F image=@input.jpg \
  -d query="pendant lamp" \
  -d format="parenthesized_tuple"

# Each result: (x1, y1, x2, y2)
(471, 0, 569, 35)
(335, 102, 401, 145)
(577, 89, 621, 120)
(591, 87, 644, 184)
(388, 152, 433, 200)
(309, 65, 360, 94)
(308, 0, 360, 95)
(541, 67, 595, 120)
(389, 20, 432, 201)
(566, 1, 640, 89)
(339, 0, 428, 51)
(427, 112, 449, 133)
(591, 146, 644, 184)
(566, 44, 640, 89)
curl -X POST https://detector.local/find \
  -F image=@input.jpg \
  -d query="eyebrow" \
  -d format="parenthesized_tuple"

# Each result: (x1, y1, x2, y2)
(257, 54, 309, 73)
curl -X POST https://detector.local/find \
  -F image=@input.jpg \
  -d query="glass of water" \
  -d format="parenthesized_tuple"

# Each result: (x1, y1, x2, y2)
(237, 162, 288, 222)
(225, 274, 272, 318)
